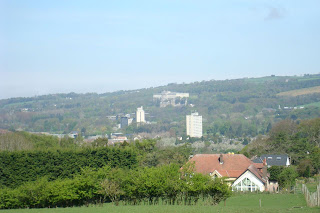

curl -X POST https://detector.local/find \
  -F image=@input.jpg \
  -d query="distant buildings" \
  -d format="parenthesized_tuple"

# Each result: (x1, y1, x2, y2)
(186, 112, 202, 138)
(106, 115, 117, 120)
(120, 116, 133, 128)
(109, 133, 128, 144)
(120, 117, 128, 128)
(136, 106, 146, 123)
(68, 131, 79, 139)
(153, 91, 189, 107)
(85, 135, 103, 143)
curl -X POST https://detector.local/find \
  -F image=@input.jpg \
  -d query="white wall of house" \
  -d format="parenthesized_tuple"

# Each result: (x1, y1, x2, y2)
(231, 170, 265, 192)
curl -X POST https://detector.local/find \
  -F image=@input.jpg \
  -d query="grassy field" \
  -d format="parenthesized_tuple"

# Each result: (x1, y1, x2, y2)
(299, 101, 320, 108)
(245, 76, 287, 83)
(1, 193, 319, 213)
(276, 86, 320, 97)
(297, 77, 320, 82)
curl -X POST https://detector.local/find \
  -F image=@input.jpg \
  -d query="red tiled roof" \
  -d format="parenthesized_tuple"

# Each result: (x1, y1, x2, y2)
(247, 164, 266, 183)
(188, 154, 256, 178)
(217, 170, 245, 178)
(253, 163, 264, 169)
(0, 129, 10, 134)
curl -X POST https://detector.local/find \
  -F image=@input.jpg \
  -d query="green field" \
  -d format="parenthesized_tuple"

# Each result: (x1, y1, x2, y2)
(300, 101, 320, 108)
(297, 77, 320, 82)
(276, 86, 320, 97)
(1, 193, 319, 213)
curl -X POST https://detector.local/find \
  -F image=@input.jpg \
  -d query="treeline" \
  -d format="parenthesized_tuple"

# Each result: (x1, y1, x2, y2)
(0, 136, 202, 208)
(268, 166, 298, 189)
(0, 164, 231, 209)
(0, 136, 232, 209)
(241, 118, 320, 176)
(0, 147, 137, 188)
(0, 131, 77, 151)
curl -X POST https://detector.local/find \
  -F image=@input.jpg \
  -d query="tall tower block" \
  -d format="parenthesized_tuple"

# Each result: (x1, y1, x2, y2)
(136, 106, 146, 123)
(186, 112, 202, 138)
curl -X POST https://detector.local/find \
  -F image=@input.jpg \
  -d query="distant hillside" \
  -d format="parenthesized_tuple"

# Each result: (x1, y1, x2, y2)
(1, 74, 320, 138)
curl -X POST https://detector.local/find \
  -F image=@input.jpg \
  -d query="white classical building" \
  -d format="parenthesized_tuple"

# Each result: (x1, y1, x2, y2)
(153, 91, 189, 107)
(186, 112, 202, 138)
(136, 106, 146, 123)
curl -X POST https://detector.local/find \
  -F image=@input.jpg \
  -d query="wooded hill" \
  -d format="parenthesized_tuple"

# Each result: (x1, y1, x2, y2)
(241, 118, 320, 176)
(1, 74, 320, 138)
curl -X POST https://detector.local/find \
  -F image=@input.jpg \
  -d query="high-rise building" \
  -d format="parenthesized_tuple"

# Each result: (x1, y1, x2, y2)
(121, 116, 133, 128)
(136, 106, 146, 123)
(186, 112, 202, 138)
(120, 117, 129, 128)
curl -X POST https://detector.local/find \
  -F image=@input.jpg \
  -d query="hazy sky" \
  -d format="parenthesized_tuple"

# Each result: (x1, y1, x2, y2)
(1, 0, 320, 99)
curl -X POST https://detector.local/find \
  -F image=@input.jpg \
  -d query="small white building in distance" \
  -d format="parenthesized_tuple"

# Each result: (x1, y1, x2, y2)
(186, 112, 202, 138)
(136, 106, 146, 123)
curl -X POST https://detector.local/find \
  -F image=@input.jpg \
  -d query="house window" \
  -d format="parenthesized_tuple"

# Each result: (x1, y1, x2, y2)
(232, 178, 258, 192)
(276, 157, 281, 160)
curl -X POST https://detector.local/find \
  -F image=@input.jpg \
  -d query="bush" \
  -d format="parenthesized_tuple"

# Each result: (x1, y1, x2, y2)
(0, 147, 138, 188)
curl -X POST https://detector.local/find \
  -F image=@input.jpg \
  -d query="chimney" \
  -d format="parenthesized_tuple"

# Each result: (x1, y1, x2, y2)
(262, 165, 267, 180)
(219, 154, 224, 164)
(263, 157, 267, 166)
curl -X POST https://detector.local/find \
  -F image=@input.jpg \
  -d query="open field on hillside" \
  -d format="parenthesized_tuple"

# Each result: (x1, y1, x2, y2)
(2, 193, 319, 213)
(298, 77, 320, 82)
(299, 101, 320, 108)
(277, 86, 320, 97)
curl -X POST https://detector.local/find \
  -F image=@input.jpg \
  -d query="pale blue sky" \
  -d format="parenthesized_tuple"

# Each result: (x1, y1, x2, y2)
(1, 0, 319, 99)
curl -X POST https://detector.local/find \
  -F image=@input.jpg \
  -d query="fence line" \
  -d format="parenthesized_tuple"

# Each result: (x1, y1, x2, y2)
(301, 183, 320, 207)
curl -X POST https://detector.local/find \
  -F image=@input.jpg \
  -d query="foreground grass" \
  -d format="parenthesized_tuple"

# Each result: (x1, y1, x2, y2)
(2, 193, 319, 213)
(306, 182, 320, 193)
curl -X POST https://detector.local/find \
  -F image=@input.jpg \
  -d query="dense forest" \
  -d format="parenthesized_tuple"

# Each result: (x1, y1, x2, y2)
(0, 74, 320, 138)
